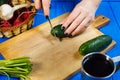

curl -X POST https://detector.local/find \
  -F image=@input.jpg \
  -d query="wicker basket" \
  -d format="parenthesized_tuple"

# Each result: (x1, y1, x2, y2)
(0, 0, 36, 38)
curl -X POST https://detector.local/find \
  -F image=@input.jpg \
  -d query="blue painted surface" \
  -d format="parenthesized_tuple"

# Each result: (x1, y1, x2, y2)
(109, 2, 120, 28)
(0, 0, 120, 80)
(109, 0, 120, 1)
(95, 2, 120, 57)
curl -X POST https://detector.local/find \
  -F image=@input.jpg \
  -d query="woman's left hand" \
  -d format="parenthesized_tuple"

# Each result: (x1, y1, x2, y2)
(62, 0, 101, 36)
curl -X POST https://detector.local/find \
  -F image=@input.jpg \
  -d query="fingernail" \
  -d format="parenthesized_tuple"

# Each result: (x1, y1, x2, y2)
(61, 26, 65, 31)
(68, 34, 73, 37)
(65, 33, 68, 36)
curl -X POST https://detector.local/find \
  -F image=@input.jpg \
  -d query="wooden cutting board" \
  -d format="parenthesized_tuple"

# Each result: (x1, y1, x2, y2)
(0, 13, 115, 80)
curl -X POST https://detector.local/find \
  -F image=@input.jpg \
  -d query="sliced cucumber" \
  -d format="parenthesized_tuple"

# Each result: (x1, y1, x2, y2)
(51, 24, 66, 38)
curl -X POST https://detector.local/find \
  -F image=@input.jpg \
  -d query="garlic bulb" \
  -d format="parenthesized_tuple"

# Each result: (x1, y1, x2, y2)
(0, 4, 30, 20)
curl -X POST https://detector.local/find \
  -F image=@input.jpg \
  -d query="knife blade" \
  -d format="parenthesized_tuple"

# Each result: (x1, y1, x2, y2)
(46, 16, 53, 29)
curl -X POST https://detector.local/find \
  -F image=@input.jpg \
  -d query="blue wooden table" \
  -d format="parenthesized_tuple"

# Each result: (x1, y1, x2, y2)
(0, 0, 120, 80)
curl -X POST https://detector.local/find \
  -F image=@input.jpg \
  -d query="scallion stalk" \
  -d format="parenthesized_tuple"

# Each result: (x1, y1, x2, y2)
(0, 57, 32, 80)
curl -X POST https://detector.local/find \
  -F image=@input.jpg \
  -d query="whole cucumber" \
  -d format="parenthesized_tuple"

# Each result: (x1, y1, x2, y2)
(79, 35, 112, 55)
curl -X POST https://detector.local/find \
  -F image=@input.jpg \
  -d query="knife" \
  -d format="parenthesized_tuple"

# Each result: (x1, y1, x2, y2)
(40, 1, 53, 29)
(46, 15, 53, 29)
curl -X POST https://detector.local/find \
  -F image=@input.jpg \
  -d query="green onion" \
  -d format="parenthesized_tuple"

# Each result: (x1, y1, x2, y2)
(0, 57, 32, 80)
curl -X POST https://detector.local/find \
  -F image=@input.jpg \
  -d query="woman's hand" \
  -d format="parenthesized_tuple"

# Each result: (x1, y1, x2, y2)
(34, 0, 51, 16)
(62, 0, 101, 36)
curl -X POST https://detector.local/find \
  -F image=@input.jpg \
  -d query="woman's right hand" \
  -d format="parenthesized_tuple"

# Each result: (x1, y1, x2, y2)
(34, 0, 51, 16)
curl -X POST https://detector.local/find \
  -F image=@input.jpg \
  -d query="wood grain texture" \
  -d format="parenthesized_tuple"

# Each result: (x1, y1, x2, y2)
(0, 13, 116, 80)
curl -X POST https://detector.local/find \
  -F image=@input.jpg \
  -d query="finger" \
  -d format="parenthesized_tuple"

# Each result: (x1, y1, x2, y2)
(34, 0, 42, 9)
(42, 0, 51, 16)
(62, 6, 81, 29)
(88, 16, 94, 25)
(71, 16, 91, 36)
(64, 12, 86, 34)
(60, 17, 67, 25)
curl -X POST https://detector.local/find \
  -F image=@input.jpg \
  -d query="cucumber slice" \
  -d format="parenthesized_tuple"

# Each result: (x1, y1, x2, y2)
(51, 24, 66, 38)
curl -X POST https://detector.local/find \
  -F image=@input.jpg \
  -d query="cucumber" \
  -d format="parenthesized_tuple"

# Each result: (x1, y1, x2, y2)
(51, 24, 66, 38)
(79, 35, 112, 55)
